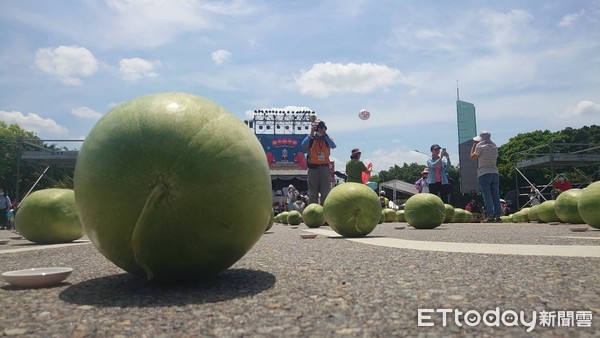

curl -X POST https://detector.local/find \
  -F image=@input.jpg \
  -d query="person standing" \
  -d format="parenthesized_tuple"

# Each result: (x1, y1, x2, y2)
(302, 121, 336, 205)
(470, 130, 502, 222)
(345, 148, 371, 183)
(292, 195, 306, 213)
(427, 144, 451, 203)
(286, 184, 299, 211)
(553, 173, 572, 198)
(0, 187, 12, 230)
(415, 168, 429, 193)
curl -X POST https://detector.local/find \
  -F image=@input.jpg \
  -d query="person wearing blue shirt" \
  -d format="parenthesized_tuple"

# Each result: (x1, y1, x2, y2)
(427, 144, 451, 203)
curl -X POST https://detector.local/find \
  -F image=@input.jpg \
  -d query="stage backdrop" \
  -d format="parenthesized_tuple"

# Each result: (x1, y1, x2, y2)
(257, 134, 308, 170)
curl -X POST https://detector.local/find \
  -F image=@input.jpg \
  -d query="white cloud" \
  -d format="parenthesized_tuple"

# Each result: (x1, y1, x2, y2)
(560, 100, 600, 117)
(102, 0, 258, 48)
(0, 110, 68, 135)
(71, 106, 103, 119)
(414, 29, 443, 39)
(558, 10, 586, 27)
(479, 9, 534, 51)
(295, 62, 403, 97)
(211, 49, 231, 65)
(34, 45, 98, 85)
(119, 58, 160, 82)
(367, 148, 428, 175)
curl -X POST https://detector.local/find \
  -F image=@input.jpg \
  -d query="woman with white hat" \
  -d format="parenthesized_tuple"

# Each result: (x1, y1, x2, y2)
(415, 168, 430, 193)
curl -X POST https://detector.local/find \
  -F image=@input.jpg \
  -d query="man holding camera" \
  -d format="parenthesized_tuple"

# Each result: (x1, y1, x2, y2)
(301, 121, 336, 205)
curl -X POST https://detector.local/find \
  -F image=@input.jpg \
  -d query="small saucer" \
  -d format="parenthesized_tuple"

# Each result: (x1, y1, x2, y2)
(1, 267, 73, 288)
(548, 222, 560, 225)
(0, 239, 9, 245)
(394, 226, 406, 230)
(569, 226, 589, 232)
(300, 234, 317, 239)
(290, 226, 299, 229)
(9, 235, 23, 240)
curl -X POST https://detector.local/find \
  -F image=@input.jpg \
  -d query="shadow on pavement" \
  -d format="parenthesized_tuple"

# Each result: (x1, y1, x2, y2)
(59, 268, 275, 307)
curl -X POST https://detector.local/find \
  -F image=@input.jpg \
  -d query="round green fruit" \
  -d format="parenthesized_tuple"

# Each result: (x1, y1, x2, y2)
(578, 181, 600, 229)
(555, 189, 584, 224)
(74, 92, 272, 282)
(302, 203, 325, 228)
(443, 204, 455, 223)
(528, 205, 540, 222)
(520, 208, 531, 223)
(266, 210, 274, 231)
(404, 194, 445, 229)
(15, 189, 83, 244)
(287, 210, 303, 225)
(464, 210, 473, 223)
(452, 208, 466, 223)
(323, 183, 381, 238)
(537, 200, 561, 223)
(396, 210, 406, 222)
(278, 211, 290, 225)
(383, 209, 396, 222)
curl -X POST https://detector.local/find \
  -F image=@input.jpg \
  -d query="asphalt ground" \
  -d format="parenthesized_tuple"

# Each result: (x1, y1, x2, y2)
(1, 222, 599, 337)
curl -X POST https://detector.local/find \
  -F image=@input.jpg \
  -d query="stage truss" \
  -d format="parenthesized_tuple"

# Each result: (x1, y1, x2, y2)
(244, 110, 316, 134)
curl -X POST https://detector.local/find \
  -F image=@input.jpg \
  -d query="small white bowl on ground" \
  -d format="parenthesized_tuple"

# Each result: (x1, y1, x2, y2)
(1, 267, 73, 288)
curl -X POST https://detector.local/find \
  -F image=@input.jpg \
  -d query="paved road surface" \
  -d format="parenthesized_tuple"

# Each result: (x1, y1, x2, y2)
(1, 222, 599, 337)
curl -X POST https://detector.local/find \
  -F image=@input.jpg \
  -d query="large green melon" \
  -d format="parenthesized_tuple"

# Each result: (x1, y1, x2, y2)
(464, 210, 473, 223)
(528, 205, 541, 222)
(443, 204, 455, 223)
(383, 209, 396, 222)
(520, 208, 531, 223)
(404, 194, 445, 229)
(555, 189, 585, 224)
(302, 203, 325, 228)
(537, 200, 561, 223)
(396, 210, 406, 222)
(265, 209, 274, 231)
(15, 189, 84, 244)
(287, 210, 303, 225)
(452, 208, 467, 223)
(578, 181, 600, 229)
(74, 92, 272, 282)
(323, 183, 381, 237)
(278, 211, 290, 225)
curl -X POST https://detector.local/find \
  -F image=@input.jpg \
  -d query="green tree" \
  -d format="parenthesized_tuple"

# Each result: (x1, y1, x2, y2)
(0, 122, 74, 202)
(497, 125, 600, 195)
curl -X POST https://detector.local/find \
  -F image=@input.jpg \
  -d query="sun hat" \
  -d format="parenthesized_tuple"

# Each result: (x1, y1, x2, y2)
(351, 148, 362, 155)
(422, 168, 429, 174)
(473, 130, 491, 142)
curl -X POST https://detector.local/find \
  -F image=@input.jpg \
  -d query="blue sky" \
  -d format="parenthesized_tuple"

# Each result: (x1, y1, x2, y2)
(1, 0, 599, 173)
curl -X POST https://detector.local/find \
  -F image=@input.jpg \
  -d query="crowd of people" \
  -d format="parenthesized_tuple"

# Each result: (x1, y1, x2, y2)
(300, 120, 508, 221)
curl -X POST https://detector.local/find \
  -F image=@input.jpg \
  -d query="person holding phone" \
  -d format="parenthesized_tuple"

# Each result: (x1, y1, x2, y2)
(426, 144, 451, 203)
(301, 120, 337, 205)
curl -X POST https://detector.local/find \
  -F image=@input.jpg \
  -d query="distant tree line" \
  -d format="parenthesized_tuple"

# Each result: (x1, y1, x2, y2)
(371, 125, 599, 198)
(2, 121, 598, 204)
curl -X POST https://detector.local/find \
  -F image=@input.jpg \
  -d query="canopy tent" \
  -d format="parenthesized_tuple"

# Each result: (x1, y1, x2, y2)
(378, 179, 418, 200)
(513, 142, 600, 209)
